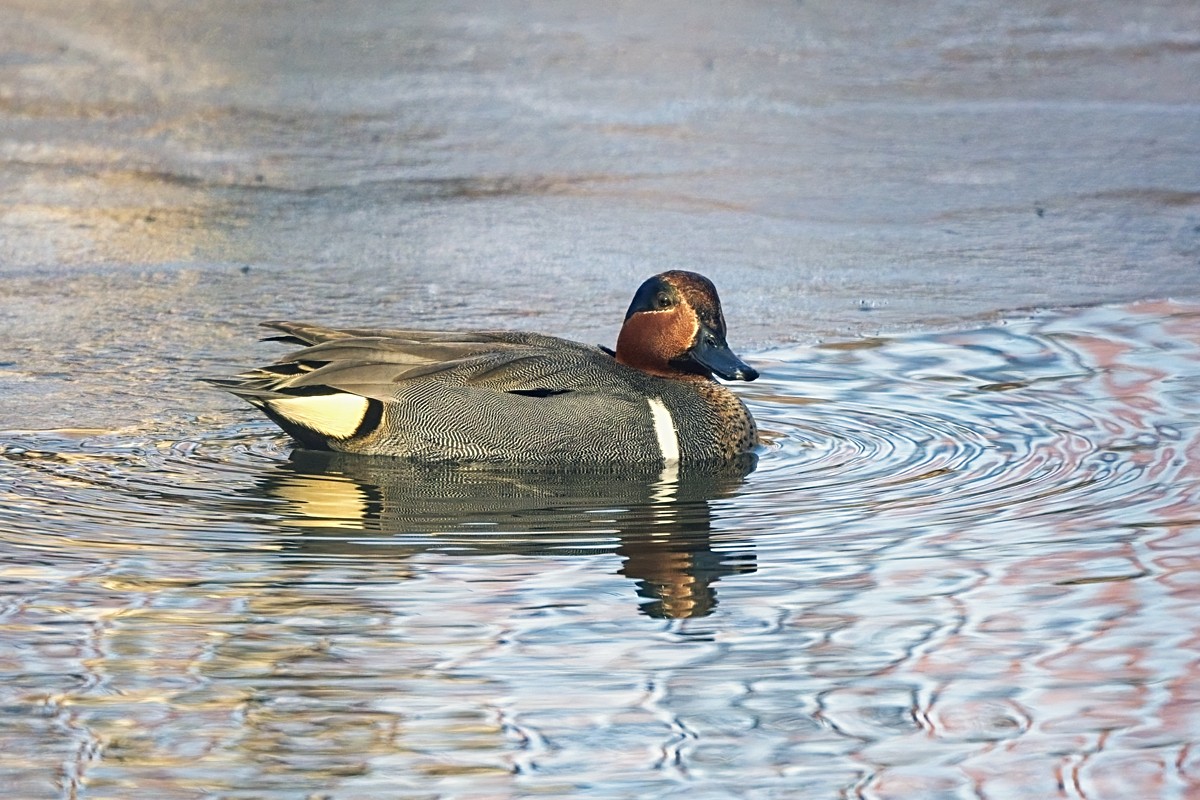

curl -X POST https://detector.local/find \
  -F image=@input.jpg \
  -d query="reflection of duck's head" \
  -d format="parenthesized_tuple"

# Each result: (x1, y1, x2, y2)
(620, 531, 757, 619)
(256, 451, 756, 618)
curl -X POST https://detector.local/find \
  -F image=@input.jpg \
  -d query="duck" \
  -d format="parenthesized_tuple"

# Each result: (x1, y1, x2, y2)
(210, 270, 759, 467)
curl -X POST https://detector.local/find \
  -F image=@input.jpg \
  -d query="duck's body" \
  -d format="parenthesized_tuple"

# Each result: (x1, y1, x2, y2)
(212, 271, 758, 467)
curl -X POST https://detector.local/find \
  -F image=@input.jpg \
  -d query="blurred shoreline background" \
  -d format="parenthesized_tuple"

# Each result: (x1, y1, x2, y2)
(1, 0, 1198, 427)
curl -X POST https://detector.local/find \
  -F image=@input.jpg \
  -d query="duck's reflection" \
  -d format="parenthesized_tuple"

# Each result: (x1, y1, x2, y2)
(258, 451, 758, 618)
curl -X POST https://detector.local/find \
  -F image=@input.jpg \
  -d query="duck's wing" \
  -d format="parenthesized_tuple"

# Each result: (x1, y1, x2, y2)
(208, 323, 623, 446)
(240, 323, 608, 396)
(259, 321, 511, 348)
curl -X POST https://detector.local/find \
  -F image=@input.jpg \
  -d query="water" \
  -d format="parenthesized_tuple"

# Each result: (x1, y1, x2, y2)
(2, 301, 1198, 799)
(2, 1, 1198, 796)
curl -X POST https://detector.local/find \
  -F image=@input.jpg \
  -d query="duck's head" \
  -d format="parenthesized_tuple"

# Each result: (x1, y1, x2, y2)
(615, 271, 758, 382)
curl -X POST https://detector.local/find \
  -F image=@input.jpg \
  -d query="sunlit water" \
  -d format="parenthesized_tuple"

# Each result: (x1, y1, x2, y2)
(2, 301, 1199, 799)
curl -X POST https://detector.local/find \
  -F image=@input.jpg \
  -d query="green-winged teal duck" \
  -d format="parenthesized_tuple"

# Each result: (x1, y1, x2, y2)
(211, 271, 759, 467)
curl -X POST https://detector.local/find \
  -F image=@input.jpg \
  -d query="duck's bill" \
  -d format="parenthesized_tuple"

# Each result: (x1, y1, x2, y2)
(684, 330, 759, 382)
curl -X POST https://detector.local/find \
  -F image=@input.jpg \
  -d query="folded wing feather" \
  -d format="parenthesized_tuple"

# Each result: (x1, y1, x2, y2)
(215, 323, 614, 443)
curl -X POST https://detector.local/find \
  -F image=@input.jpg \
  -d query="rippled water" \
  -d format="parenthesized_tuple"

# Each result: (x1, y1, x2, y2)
(2, 301, 1199, 798)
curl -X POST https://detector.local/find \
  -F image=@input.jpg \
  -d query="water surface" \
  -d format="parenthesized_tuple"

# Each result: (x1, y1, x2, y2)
(2, 301, 1198, 798)
(2, 1, 1199, 797)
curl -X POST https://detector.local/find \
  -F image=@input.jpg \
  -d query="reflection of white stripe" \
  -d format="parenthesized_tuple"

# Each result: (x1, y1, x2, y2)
(647, 397, 680, 465)
(649, 468, 679, 508)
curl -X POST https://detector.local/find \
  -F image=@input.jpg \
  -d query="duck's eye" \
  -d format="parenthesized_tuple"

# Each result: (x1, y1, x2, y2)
(656, 293, 673, 309)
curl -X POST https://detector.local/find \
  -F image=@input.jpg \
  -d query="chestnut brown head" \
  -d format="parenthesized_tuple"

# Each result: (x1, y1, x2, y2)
(615, 271, 757, 382)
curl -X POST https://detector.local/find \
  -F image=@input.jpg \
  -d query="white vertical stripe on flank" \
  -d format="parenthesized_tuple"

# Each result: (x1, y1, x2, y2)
(648, 397, 681, 503)
(646, 396, 681, 465)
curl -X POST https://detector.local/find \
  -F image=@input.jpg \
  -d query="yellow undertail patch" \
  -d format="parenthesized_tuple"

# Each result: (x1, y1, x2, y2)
(266, 393, 369, 439)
